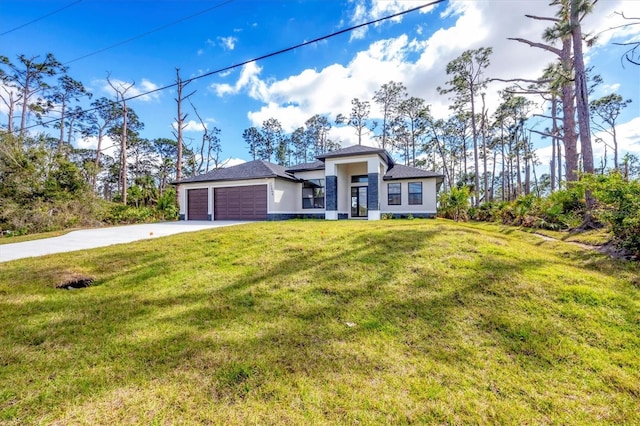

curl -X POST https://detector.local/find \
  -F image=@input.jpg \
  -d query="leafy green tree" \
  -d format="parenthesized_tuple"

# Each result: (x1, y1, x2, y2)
(305, 114, 334, 156)
(336, 98, 373, 145)
(84, 97, 121, 189)
(438, 47, 492, 206)
(373, 81, 407, 150)
(243, 127, 263, 161)
(49, 74, 92, 152)
(153, 138, 178, 194)
(290, 127, 308, 164)
(590, 94, 631, 170)
(397, 96, 428, 166)
(1, 53, 65, 135)
(261, 118, 285, 162)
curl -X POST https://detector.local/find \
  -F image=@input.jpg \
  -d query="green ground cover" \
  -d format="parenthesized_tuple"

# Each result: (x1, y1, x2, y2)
(0, 219, 638, 424)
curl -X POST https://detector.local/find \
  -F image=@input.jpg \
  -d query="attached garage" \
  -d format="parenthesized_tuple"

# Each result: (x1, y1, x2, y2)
(214, 185, 267, 220)
(187, 188, 209, 220)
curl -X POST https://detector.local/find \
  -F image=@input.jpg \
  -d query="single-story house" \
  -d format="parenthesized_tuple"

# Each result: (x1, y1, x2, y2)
(176, 145, 443, 221)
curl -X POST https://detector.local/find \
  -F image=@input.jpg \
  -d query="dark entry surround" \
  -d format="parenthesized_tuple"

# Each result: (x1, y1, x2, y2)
(213, 185, 268, 220)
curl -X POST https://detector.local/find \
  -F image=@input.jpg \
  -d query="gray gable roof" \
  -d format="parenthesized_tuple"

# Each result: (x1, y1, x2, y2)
(285, 160, 325, 172)
(383, 164, 444, 181)
(176, 160, 297, 184)
(316, 144, 392, 163)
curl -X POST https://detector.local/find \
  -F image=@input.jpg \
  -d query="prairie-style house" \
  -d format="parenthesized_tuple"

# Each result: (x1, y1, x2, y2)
(176, 145, 443, 221)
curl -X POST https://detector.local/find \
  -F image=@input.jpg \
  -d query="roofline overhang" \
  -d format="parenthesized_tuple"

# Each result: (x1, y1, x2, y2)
(172, 174, 299, 185)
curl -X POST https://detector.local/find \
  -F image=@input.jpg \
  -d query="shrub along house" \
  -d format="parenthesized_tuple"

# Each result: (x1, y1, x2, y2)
(176, 145, 444, 221)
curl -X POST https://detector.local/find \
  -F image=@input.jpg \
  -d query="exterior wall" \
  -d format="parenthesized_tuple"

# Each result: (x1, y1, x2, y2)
(380, 177, 439, 217)
(325, 155, 386, 220)
(271, 179, 299, 214)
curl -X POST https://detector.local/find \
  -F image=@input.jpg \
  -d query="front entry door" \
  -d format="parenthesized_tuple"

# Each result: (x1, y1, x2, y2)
(351, 186, 368, 217)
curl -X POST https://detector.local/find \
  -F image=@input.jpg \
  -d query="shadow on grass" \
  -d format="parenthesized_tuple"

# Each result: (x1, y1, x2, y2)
(1, 221, 638, 423)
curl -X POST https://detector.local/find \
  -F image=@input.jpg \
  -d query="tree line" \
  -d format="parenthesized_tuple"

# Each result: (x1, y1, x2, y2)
(0, 0, 637, 238)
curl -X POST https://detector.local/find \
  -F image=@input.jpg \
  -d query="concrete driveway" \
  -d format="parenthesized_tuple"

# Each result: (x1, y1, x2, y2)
(0, 221, 250, 263)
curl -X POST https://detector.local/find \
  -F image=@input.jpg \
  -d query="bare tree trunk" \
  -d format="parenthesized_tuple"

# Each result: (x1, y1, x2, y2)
(516, 137, 522, 198)
(570, 0, 594, 177)
(481, 93, 488, 203)
(550, 96, 557, 191)
(1, 89, 17, 134)
(491, 148, 497, 201)
(501, 125, 506, 201)
(557, 137, 563, 187)
(93, 130, 104, 190)
(561, 37, 579, 182)
(107, 75, 134, 205)
(524, 135, 531, 195)
(121, 101, 128, 205)
(470, 83, 480, 206)
(174, 69, 195, 213)
(58, 100, 66, 152)
(19, 74, 31, 136)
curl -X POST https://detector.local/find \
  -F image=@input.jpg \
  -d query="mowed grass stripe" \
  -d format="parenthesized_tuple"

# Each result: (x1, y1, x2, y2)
(0, 219, 638, 424)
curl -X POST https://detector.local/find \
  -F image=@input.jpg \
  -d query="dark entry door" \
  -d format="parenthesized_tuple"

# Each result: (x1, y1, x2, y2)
(351, 186, 368, 217)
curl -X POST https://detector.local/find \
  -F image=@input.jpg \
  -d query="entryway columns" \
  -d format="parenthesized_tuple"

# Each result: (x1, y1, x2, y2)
(325, 162, 338, 220)
(367, 159, 381, 220)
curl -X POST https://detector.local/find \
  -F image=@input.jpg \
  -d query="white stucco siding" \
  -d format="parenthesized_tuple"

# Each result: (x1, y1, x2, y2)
(381, 178, 439, 214)
(272, 179, 300, 213)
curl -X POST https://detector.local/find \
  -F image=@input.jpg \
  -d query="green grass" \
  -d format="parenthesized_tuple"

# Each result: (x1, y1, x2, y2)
(0, 229, 73, 245)
(1, 219, 638, 424)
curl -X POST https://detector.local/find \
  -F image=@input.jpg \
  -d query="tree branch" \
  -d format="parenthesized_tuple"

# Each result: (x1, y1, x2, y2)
(489, 77, 552, 84)
(525, 14, 560, 23)
(529, 128, 561, 139)
(507, 38, 562, 56)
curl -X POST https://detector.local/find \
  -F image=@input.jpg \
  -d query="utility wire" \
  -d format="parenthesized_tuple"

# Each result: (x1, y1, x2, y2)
(64, 0, 236, 65)
(23, 0, 445, 132)
(0, 0, 83, 36)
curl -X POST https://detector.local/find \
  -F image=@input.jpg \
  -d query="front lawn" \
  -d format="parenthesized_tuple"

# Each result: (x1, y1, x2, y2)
(0, 220, 638, 424)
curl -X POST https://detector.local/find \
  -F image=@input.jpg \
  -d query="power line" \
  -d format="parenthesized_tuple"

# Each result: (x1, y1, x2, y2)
(0, 0, 83, 37)
(64, 0, 236, 65)
(22, 0, 445, 132)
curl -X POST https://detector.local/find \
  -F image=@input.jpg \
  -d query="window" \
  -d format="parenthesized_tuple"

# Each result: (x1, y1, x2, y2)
(351, 175, 368, 183)
(388, 183, 401, 205)
(408, 182, 422, 205)
(302, 179, 325, 208)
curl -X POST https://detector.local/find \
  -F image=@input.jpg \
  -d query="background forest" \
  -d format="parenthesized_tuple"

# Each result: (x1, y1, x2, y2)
(0, 0, 638, 255)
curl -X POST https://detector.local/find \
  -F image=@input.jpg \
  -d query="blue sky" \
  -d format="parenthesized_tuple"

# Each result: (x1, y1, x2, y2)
(2, 0, 639, 171)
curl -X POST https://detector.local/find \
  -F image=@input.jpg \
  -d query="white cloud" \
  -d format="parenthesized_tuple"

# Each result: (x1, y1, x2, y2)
(223, 157, 246, 167)
(588, 2, 640, 47)
(99, 77, 161, 102)
(210, 62, 265, 98)
(599, 83, 622, 96)
(348, 0, 438, 41)
(211, 1, 639, 153)
(79, 135, 119, 158)
(171, 119, 207, 133)
(219, 36, 237, 51)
